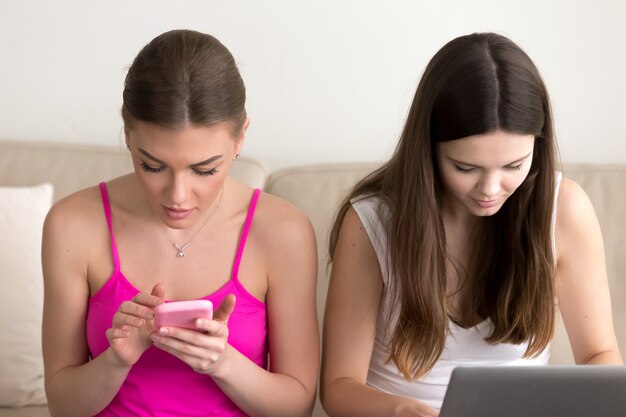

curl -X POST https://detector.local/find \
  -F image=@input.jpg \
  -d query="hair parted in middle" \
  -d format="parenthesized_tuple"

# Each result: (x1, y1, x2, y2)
(121, 29, 247, 136)
(329, 32, 558, 379)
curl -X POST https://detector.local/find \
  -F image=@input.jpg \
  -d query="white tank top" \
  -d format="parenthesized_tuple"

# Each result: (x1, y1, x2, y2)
(351, 172, 562, 410)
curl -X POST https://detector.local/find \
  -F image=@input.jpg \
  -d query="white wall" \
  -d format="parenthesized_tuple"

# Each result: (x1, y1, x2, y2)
(1, 0, 625, 171)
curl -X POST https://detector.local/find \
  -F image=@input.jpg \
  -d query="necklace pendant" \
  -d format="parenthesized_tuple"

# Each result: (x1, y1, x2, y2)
(167, 187, 223, 260)
(173, 243, 189, 258)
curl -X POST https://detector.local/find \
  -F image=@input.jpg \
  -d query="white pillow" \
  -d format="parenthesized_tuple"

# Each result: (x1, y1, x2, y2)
(0, 184, 53, 406)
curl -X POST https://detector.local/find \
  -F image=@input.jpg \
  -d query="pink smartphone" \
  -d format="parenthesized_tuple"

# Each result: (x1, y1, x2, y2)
(154, 300, 213, 331)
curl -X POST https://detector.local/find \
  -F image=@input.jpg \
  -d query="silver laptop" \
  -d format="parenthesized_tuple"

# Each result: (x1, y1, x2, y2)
(439, 365, 626, 417)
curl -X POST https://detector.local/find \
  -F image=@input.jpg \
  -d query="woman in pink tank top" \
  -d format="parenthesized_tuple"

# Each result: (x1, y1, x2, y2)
(42, 30, 319, 417)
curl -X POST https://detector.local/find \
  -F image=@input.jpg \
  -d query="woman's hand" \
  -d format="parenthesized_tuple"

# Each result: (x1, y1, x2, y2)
(106, 283, 165, 366)
(150, 294, 236, 375)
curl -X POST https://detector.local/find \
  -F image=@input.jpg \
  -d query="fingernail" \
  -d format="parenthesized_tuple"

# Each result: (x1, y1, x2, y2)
(196, 319, 204, 328)
(150, 334, 160, 342)
(159, 327, 168, 335)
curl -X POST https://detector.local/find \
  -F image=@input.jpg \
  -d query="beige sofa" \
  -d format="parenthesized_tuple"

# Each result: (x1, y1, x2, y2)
(0, 140, 624, 417)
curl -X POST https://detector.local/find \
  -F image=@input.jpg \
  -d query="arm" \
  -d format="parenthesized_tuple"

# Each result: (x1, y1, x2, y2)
(151, 196, 319, 417)
(321, 208, 438, 417)
(42, 197, 130, 417)
(555, 178, 623, 365)
(42, 194, 163, 417)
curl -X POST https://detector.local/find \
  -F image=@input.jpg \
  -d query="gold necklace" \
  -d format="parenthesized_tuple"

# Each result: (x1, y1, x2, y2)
(172, 187, 224, 258)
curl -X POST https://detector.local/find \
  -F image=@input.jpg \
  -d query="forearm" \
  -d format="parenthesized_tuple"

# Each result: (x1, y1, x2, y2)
(322, 377, 436, 417)
(46, 348, 132, 417)
(211, 346, 315, 417)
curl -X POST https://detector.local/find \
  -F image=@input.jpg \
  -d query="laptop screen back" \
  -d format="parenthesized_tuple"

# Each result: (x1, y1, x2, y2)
(439, 365, 626, 417)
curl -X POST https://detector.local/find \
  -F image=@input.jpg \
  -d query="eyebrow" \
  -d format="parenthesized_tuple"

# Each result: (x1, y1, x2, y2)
(447, 152, 532, 168)
(138, 148, 223, 167)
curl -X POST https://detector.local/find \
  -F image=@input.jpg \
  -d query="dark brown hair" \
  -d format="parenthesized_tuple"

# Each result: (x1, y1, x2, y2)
(122, 29, 246, 134)
(329, 33, 557, 379)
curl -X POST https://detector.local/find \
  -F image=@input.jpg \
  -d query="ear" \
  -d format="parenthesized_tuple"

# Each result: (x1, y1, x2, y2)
(234, 117, 250, 156)
(123, 127, 131, 150)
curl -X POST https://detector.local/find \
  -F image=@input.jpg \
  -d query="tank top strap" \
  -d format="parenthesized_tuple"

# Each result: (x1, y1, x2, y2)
(231, 188, 262, 281)
(98, 182, 121, 273)
(550, 171, 563, 260)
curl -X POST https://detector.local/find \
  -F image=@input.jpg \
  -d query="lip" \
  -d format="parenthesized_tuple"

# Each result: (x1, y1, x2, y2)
(473, 198, 499, 208)
(163, 206, 194, 220)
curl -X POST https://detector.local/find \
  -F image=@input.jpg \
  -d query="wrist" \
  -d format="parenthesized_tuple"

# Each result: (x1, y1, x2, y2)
(208, 343, 236, 380)
(104, 347, 134, 370)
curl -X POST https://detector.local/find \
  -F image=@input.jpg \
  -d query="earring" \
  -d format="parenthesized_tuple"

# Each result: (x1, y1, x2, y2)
(235, 154, 240, 160)
(125, 144, 130, 151)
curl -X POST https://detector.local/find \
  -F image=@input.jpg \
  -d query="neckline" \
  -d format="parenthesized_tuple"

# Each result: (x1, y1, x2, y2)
(95, 184, 265, 307)
(120, 268, 264, 304)
(92, 267, 265, 307)
(448, 318, 490, 331)
(98, 183, 260, 278)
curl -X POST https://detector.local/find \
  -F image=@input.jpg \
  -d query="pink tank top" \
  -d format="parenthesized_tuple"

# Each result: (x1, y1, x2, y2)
(87, 183, 267, 416)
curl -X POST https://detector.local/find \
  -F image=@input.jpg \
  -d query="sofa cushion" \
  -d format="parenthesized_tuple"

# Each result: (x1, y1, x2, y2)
(0, 406, 50, 417)
(0, 184, 52, 406)
(265, 163, 379, 328)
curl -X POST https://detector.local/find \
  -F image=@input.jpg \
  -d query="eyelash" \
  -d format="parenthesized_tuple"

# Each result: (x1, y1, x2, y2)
(453, 165, 474, 173)
(194, 168, 219, 176)
(141, 162, 163, 173)
(140, 162, 218, 176)
(453, 164, 523, 173)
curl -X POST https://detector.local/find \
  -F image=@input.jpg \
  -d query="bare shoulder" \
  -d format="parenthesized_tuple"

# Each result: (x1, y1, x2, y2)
(45, 174, 137, 233)
(246, 191, 318, 291)
(334, 205, 379, 262)
(556, 177, 598, 231)
(340, 205, 370, 239)
(43, 184, 110, 264)
(45, 186, 104, 235)
(42, 185, 109, 292)
(555, 177, 603, 259)
(252, 191, 316, 250)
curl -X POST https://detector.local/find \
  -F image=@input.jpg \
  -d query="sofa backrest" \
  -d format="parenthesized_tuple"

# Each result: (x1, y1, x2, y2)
(0, 141, 267, 200)
(265, 162, 626, 364)
(1, 140, 623, 417)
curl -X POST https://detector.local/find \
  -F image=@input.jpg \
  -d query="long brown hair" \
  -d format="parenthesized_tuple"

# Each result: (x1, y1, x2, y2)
(329, 33, 557, 379)
(122, 29, 246, 134)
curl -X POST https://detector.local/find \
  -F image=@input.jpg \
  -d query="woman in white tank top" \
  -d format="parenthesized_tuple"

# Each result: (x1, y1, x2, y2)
(321, 33, 622, 417)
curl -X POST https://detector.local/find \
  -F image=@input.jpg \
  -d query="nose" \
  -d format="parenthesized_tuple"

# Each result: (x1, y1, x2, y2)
(168, 172, 190, 207)
(476, 172, 501, 198)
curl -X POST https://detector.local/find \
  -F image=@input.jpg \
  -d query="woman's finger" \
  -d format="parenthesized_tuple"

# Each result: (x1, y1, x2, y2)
(213, 294, 236, 324)
(113, 312, 146, 328)
(118, 300, 156, 320)
(196, 319, 229, 338)
(132, 292, 164, 308)
(106, 327, 130, 340)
